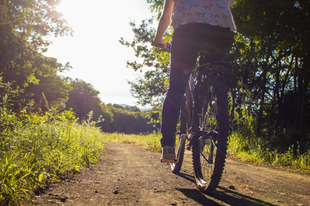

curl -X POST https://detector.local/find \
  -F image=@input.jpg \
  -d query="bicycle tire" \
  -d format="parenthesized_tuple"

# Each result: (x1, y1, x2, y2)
(171, 134, 186, 173)
(192, 73, 229, 193)
(171, 98, 187, 173)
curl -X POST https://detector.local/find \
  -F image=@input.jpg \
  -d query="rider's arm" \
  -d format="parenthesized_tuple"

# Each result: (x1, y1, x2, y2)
(153, 0, 174, 48)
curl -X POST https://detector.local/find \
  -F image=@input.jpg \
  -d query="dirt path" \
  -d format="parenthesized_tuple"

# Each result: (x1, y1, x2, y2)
(34, 143, 310, 206)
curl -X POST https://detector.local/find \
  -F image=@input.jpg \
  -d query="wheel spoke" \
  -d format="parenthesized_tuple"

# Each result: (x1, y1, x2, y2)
(200, 149, 210, 164)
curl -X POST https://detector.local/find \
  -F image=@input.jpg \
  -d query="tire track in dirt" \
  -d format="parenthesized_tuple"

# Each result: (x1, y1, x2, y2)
(33, 143, 310, 206)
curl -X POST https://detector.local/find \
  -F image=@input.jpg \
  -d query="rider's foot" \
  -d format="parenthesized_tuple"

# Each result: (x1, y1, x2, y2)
(160, 146, 175, 163)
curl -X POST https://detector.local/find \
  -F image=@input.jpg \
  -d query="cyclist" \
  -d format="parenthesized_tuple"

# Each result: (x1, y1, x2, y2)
(152, 0, 237, 162)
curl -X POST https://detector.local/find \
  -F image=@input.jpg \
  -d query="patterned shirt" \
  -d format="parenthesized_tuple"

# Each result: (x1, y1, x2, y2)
(171, 0, 237, 32)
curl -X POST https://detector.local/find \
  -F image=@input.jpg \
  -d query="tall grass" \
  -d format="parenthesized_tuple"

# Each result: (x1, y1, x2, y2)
(0, 108, 105, 205)
(228, 109, 310, 174)
(229, 134, 310, 173)
(102, 123, 310, 174)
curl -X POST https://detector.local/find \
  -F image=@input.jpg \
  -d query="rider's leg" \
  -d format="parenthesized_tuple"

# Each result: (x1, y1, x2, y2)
(160, 23, 234, 148)
(160, 30, 198, 148)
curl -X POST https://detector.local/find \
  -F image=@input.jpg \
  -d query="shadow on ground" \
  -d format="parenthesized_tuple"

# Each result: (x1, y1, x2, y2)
(176, 172, 276, 206)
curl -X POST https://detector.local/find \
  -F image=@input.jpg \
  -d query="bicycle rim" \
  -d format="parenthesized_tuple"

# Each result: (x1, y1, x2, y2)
(171, 98, 187, 173)
(171, 134, 186, 173)
(192, 75, 229, 193)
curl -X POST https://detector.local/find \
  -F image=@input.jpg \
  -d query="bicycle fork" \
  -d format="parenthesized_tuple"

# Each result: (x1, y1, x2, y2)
(186, 129, 216, 165)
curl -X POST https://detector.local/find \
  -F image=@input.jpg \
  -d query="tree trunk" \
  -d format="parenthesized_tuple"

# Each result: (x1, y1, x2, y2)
(257, 69, 267, 136)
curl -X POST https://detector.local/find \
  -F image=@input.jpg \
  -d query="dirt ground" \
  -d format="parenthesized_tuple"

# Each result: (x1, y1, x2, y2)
(33, 143, 310, 206)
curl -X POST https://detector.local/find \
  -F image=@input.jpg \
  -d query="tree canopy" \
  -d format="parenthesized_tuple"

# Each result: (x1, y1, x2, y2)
(0, 0, 72, 111)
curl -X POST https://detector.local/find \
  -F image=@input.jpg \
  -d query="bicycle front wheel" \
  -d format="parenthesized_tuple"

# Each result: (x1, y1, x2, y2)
(171, 97, 187, 174)
(170, 134, 186, 173)
(192, 74, 229, 193)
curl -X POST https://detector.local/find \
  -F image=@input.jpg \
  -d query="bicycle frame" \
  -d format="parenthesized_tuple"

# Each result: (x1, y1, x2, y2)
(160, 42, 232, 193)
(181, 59, 232, 147)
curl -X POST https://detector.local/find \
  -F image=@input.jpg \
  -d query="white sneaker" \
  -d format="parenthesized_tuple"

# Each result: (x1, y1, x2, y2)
(160, 146, 175, 163)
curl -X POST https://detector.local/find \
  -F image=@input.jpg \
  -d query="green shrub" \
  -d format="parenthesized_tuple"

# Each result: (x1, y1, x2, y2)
(0, 108, 105, 205)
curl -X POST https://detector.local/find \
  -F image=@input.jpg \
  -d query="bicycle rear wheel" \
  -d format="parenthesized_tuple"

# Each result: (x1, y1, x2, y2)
(192, 73, 229, 193)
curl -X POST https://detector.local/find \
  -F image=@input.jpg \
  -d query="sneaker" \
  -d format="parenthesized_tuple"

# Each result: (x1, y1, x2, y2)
(160, 146, 175, 163)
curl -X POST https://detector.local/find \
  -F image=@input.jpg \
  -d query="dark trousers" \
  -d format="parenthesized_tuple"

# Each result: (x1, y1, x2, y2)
(160, 23, 234, 147)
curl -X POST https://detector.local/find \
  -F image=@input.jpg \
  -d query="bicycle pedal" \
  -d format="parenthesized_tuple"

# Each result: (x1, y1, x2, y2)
(160, 159, 175, 163)
(186, 142, 192, 150)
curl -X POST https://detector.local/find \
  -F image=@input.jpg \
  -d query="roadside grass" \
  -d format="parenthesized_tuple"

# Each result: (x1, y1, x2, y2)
(0, 109, 105, 205)
(102, 132, 310, 174)
(101, 132, 162, 153)
(226, 108, 310, 174)
(228, 132, 310, 174)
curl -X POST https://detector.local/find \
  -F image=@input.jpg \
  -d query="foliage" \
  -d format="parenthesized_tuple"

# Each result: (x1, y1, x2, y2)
(119, 17, 173, 124)
(0, 104, 105, 205)
(0, 0, 73, 112)
(231, 0, 310, 150)
(228, 88, 310, 173)
(120, 18, 171, 108)
(63, 78, 157, 134)
(228, 130, 310, 173)
(104, 104, 158, 134)
(65, 78, 104, 121)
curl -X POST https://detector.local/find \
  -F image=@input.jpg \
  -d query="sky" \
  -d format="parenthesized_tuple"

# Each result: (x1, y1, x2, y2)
(46, 0, 156, 107)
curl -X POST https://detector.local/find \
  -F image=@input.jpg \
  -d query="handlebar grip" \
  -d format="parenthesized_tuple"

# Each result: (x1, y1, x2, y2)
(151, 41, 172, 52)
(151, 41, 165, 47)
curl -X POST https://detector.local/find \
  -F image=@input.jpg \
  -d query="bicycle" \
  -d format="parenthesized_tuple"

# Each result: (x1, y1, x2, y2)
(153, 41, 231, 193)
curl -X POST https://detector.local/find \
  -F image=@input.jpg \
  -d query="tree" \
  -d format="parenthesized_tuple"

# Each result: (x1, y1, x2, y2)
(119, 18, 171, 124)
(66, 79, 102, 121)
(100, 103, 113, 131)
(120, 19, 171, 108)
(0, 0, 72, 111)
(104, 104, 157, 134)
(232, 0, 310, 149)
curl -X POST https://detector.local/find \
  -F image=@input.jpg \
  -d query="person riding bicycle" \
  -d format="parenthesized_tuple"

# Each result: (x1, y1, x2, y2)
(152, 0, 237, 162)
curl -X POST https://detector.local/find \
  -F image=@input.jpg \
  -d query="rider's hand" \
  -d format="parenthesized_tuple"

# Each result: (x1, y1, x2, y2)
(152, 38, 167, 49)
